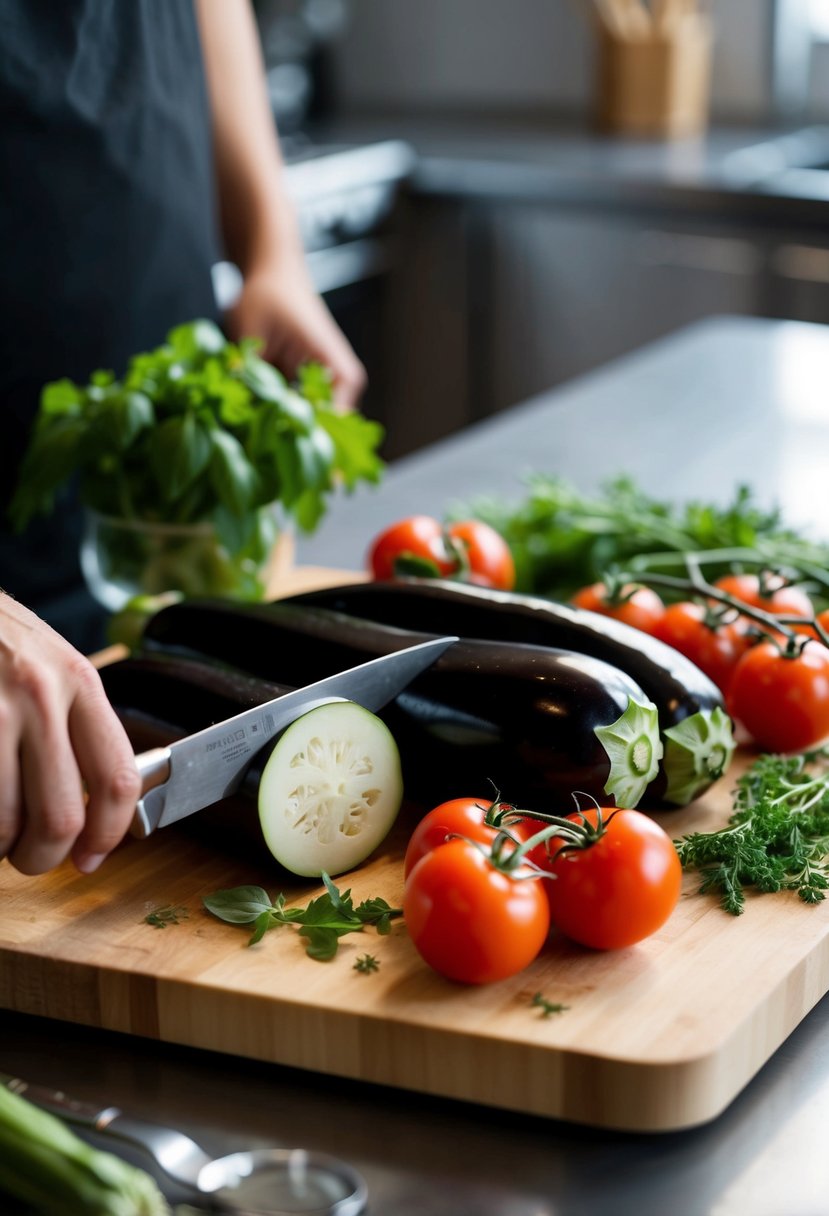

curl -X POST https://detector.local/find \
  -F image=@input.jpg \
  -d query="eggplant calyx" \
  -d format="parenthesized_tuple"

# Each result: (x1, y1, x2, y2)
(594, 697, 663, 810)
(661, 706, 737, 807)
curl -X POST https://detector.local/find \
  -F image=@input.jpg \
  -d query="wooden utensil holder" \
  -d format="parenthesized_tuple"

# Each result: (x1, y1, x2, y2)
(595, 16, 712, 138)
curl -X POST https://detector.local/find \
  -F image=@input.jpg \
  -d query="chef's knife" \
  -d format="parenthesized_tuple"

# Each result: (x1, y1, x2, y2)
(132, 636, 456, 838)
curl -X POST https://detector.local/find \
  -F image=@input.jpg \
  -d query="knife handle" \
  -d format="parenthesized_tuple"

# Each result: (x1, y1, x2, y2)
(131, 747, 172, 839)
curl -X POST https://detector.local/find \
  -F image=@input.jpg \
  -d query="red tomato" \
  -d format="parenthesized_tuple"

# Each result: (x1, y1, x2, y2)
(571, 582, 665, 634)
(403, 839, 550, 984)
(367, 516, 455, 581)
(445, 520, 516, 591)
(367, 515, 515, 589)
(651, 601, 753, 693)
(727, 639, 829, 752)
(403, 796, 532, 878)
(714, 573, 814, 620)
(525, 807, 681, 950)
(794, 607, 829, 644)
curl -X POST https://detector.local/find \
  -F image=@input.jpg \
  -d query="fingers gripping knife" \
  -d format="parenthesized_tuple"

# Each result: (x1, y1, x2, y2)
(131, 637, 457, 837)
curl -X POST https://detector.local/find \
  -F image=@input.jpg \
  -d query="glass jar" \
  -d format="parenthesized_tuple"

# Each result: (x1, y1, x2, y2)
(80, 511, 282, 613)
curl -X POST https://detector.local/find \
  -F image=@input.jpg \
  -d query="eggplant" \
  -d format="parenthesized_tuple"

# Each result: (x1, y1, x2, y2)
(99, 651, 295, 734)
(140, 598, 664, 811)
(281, 579, 736, 805)
(100, 652, 299, 863)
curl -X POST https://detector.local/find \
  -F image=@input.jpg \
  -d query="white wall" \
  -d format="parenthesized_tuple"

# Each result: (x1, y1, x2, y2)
(330, 0, 776, 124)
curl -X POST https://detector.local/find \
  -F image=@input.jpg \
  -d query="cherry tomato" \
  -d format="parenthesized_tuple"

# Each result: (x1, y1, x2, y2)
(714, 572, 814, 620)
(367, 516, 456, 581)
(526, 807, 681, 951)
(403, 796, 535, 878)
(651, 601, 754, 693)
(367, 515, 515, 589)
(445, 520, 516, 591)
(793, 607, 829, 644)
(571, 582, 665, 634)
(728, 639, 829, 752)
(403, 839, 550, 984)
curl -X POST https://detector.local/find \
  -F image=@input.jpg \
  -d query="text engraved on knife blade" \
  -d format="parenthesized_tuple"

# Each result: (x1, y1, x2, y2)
(203, 712, 275, 766)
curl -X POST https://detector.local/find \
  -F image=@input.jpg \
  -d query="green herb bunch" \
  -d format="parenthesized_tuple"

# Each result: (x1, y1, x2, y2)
(453, 475, 829, 602)
(9, 319, 384, 564)
(676, 750, 829, 915)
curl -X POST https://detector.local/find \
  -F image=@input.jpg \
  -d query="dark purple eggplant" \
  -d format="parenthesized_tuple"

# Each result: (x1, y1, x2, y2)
(140, 598, 664, 810)
(99, 652, 295, 733)
(100, 652, 300, 863)
(280, 579, 736, 805)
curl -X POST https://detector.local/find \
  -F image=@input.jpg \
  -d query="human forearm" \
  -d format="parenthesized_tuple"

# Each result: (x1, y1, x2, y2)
(194, 0, 367, 406)
(194, 0, 304, 276)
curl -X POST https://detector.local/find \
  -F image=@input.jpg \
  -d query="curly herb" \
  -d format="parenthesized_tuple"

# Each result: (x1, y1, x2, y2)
(353, 954, 380, 974)
(144, 905, 189, 929)
(531, 993, 569, 1018)
(675, 750, 829, 915)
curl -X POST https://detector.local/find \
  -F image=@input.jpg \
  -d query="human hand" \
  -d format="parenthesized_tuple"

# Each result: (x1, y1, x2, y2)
(0, 595, 141, 876)
(226, 258, 368, 410)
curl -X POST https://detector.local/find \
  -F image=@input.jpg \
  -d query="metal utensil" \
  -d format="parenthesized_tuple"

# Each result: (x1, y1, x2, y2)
(2, 1073, 367, 1215)
(133, 635, 456, 837)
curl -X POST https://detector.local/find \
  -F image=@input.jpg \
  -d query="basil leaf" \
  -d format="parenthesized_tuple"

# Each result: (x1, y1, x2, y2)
(149, 413, 211, 502)
(168, 318, 226, 359)
(202, 885, 273, 923)
(240, 356, 292, 408)
(300, 926, 350, 961)
(40, 378, 83, 416)
(209, 429, 261, 514)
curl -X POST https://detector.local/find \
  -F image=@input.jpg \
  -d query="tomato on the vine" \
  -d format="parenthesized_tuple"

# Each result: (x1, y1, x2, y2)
(403, 838, 550, 984)
(728, 639, 829, 753)
(444, 520, 516, 590)
(571, 581, 665, 634)
(651, 601, 753, 693)
(794, 607, 829, 644)
(713, 572, 814, 620)
(367, 515, 515, 589)
(524, 807, 681, 950)
(367, 516, 456, 581)
(403, 796, 534, 878)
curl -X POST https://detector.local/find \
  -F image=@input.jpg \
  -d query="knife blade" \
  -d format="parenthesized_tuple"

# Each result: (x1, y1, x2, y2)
(131, 635, 457, 838)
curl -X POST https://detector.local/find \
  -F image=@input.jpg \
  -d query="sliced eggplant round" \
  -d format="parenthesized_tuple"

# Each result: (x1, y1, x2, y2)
(258, 700, 403, 877)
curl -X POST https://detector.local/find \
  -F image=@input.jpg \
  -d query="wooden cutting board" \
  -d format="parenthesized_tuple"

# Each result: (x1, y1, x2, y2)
(3, 568, 829, 1133)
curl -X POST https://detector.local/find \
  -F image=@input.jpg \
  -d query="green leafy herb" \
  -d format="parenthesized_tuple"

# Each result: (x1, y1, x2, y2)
(451, 474, 829, 603)
(203, 873, 403, 961)
(143, 905, 189, 929)
(9, 320, 385, 581)
(353, 953, 380, 974)
(675, 750, 829, 915)
(531, 992, 569, 1018)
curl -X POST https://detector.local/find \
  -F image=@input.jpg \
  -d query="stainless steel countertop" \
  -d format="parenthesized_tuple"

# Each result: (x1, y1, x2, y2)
(296, 314, 829, 568)
(310, 115, 829, 227)
(7, 315, 829, 1215)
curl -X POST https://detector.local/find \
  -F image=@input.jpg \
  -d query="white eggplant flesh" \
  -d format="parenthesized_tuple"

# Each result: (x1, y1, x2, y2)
(257, 700, 403, 877)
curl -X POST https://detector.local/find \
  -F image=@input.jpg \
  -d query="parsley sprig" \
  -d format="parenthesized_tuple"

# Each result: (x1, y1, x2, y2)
(675, 750, 829, 914)
(453, 475, 829, 602)
(203, 873, 402, 961)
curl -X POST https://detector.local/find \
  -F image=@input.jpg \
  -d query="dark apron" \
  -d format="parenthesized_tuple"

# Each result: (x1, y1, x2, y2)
(0, 0, 221, 650)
